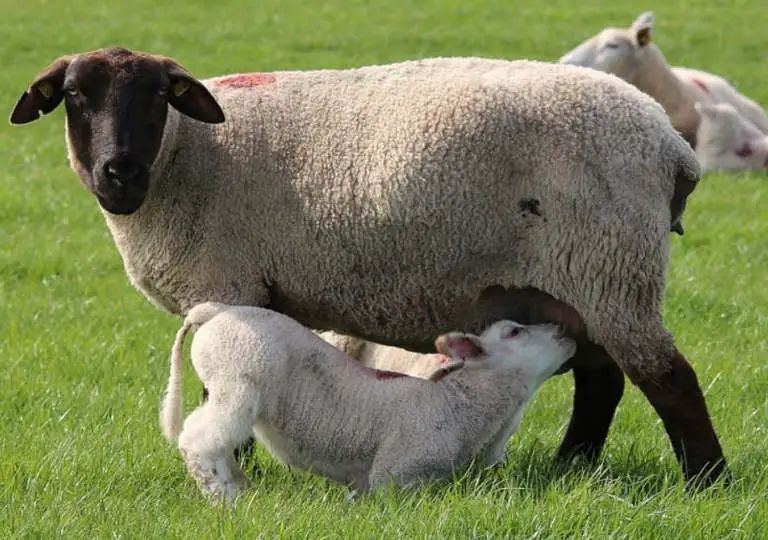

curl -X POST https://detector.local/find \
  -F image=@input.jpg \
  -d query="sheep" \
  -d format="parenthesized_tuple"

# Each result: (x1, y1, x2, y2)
(160, 302, 577, 502)
(9, 47, 727, 486)
(694, 101, 768, 172)
(317, 330, 455, 379)
(559, 11, 768, 153)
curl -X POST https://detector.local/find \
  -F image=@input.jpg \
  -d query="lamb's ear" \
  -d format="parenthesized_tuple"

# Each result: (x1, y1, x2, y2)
(694, 101, 717, 119)
(10, 57, 71, 125)
(631, 11, 654, 47)
(435, 333, 486, 360)
(163, 59, 225, 124)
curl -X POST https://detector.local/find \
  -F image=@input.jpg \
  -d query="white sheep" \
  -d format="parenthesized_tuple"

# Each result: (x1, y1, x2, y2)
(559, 11, 768, 153)
(694, 101, 768, 172)
(10, 48, 727, 485)
(160, 302, 577, 502)
(317, 330, 455, 379)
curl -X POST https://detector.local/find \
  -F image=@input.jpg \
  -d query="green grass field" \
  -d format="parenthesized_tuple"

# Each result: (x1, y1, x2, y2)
(1, 0, 767, 537)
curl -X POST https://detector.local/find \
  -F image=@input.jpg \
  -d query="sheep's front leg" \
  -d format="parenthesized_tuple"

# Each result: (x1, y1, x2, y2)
(177, 401, 254, 504)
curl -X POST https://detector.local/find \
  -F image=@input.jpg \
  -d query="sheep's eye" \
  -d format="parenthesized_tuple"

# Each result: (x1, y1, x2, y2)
(158, 87, 169, 97)
(64, 88, 80, 97)
(504, 326, 523, 339)
(603, 42, 619, 49)
(735, 143, 753, 157)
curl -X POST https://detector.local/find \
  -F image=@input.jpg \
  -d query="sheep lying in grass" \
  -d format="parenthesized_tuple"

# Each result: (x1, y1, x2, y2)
(694, 102, 768, 172)
(559, 11, 768, 156)
(10, 48, 727, 486)
(160, 302, 577, 503)
(317, 330, 455, 379)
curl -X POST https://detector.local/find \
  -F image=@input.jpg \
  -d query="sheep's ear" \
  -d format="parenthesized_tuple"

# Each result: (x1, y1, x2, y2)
(631, 11, 654, 47)
(10, 57, 71, 125)
(163, 59, 225, 124)
(435, 333, 486, 360)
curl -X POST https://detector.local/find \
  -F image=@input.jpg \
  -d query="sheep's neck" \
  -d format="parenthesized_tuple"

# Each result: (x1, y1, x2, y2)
(632, 46, 689, 116)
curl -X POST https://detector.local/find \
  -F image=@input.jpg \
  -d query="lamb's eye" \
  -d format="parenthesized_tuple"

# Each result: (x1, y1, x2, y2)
(735, 143, 753, 157)
(504, 326, 523, 339)
(603, 42, 619, 49)
(158, 87, 169, 97)
(65, 88, 80, 97)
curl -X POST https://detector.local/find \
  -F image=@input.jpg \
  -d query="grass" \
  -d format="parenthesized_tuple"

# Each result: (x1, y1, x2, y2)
(1, 0, 767, 537)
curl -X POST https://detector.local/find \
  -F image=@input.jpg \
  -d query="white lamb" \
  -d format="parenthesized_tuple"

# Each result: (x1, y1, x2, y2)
(160, 302, 576, 503)
(694, 101, 768, 172)
(559, 11, 768, 154)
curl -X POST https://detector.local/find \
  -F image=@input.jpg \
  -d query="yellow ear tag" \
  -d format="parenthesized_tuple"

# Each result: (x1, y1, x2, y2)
(172, 80, 189, 97)
(38, 81, 54, 98)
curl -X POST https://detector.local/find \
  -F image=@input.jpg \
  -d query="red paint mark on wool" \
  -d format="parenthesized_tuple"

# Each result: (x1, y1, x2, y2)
(690, 77, 710, 95)
(216, 73, 276, 88)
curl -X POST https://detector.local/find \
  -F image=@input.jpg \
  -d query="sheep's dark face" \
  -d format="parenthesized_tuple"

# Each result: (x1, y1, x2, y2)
(10, 47, 225, 215)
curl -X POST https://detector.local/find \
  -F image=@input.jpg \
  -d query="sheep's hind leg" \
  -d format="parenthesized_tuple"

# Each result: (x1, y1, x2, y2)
(557, 341, 625, 464)
(178, 398, 254, 504)
(602, 330, 727, 489)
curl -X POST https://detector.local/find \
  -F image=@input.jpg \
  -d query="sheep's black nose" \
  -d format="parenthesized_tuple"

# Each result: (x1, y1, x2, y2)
(103, 156, 145, 186)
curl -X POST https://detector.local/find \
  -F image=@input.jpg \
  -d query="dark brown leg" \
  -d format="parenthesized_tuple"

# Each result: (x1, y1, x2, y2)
(628, 348, 727, 488)
(557, 343, 625, 463)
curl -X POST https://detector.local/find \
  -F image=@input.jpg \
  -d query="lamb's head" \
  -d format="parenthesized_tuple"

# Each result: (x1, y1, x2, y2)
(558, 11, 655, 83)
(694, 102, 768, 172)
(434, 320, 576, 382)
(9, 47, 225, 215)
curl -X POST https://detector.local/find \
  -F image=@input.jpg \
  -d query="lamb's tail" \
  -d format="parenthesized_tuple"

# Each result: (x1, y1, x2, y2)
(160, 302, 232, 442)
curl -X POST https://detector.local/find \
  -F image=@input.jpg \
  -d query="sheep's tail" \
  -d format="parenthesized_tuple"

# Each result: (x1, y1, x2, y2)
(160, 302, 232, 442)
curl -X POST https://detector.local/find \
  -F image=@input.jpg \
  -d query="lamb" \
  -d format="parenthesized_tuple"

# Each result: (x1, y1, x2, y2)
(317, 330, 455, 379)
(694, 101, 768, 172)
(559, 11, 768, 153)
(160, 302, 577, 502)
(9, 47, 727, 486)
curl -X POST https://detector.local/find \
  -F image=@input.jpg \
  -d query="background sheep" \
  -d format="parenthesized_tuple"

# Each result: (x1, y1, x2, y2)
(559, 11, 768, 159)
(9, 47, 725, 486)
(160, 302, 577, 502)
(694, 101, 768, 172)
(317, 330, 455, 379)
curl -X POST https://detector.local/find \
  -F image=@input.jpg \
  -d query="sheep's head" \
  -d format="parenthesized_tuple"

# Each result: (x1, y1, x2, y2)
(435, 320, 576, 381)
(694, 102, 768, 172)
(558, 11, 655, 83)
(9, 47, 225, 215)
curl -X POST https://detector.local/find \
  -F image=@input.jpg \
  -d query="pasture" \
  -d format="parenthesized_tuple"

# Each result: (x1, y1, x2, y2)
(1, 0, 766, 537)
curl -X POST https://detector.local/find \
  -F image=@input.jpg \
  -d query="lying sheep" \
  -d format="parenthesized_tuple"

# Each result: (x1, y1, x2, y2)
(160, 302, 577, 502)
(10, 47, 726, 486)
(559, 11, 768, 154)
(317, 330, 454, 379)
(694, 101, 768, 172)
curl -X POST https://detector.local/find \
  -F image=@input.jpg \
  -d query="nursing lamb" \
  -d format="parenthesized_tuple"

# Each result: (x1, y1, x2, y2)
(9, 47, 726, 486)
(160, 302, 577, 502)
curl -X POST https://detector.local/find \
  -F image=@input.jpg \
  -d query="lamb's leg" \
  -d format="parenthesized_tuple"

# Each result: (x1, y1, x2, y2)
(602, 330, 726, 488)
(202, 384, 258, 465)
(557, 342, 625, 463)
(177, 398, 255, 504)
(482, 410, 523, 467)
